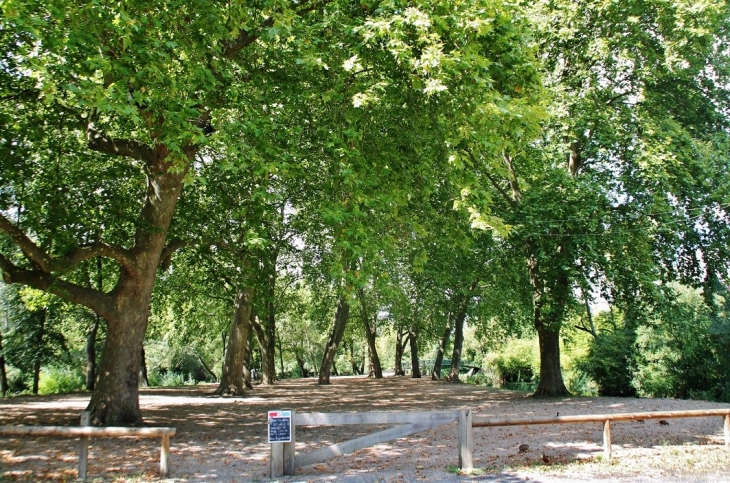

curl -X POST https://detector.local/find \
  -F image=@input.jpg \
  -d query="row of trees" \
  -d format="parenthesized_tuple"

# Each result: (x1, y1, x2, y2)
(2, 0, 729, 424)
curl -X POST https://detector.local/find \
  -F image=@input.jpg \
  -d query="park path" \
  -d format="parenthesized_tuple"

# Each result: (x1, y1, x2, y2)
(1, 376, 729, 482)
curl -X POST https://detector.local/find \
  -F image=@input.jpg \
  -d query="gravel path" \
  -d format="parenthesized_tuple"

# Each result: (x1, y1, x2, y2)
(1, 377, 729, 482)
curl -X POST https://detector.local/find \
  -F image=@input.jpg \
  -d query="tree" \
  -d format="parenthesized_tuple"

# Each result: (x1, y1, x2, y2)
(462, 0, 730, 396)
(0, 0, 283, 424)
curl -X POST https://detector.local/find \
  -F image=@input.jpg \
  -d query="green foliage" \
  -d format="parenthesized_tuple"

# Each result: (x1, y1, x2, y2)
(575, 323, 636, 396)
(38, 366, 85, 395)
(574, 285, 730, 402)
(632, 285, 729, 400)
(484, 338, 539, 385)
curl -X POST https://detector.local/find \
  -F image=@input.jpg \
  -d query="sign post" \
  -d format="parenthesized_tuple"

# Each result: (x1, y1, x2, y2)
(268, 410, 294, 477)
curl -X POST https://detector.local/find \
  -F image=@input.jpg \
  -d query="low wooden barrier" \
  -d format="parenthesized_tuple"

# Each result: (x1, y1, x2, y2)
(269, 409, 471, 477)
(271, 408, 730, 475)
(0, 412, 176, 480)
(470, 409, 730, 468)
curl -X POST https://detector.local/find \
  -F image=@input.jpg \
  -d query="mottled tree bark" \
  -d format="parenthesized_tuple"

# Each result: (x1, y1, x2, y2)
(318, 297, 349, 385)
(527, 247, 570, 397)
(432, 321, 452, 381)
(139, 348, 149, 387)
(0, 328, 7, 397)
(85, 316, 99, 391)
(215, 288, 254, 396)
(242, 328, 254, 389)
(252, 270, 277, 385)
(359, 289, 382, 378)
(393, 328, 409, 376)
(409, 326, 421, 379)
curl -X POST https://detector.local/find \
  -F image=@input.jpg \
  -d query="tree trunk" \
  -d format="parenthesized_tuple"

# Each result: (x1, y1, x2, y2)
(85, 316, 99, 391)
(197, 352, 218, 383)
(32, 308, 46, 395)
(86, 310, 148, 425)
(0, 328, 7, 397)
(394, 329, 409, 376)
(526, 246, 570, 397)
(346, 340, 360, 375)
(252, 270, 278, 386)
(215, 288, 254, 396)
(139, 347, 149, 387)
(295, 351, 309, 377)
(448, 311, 468, 383)
(318, 297, 349, 385)
(359, 289, 382, 378)
(534, 323, 568, 397)
(252, 312, 277, 385)
(277, 328, 284, 379)
(432, 320, 452, 381)
(409, 326, 421, 379)
(242, 328, 254, 389)
(82, 159, 188, 425)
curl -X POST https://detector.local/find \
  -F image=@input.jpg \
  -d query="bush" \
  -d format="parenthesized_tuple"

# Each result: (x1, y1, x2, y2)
(575, 329, 636, 396)
(38, 366, 85, 395)
(147, 371, 198, 387)
(484, 338, 539, 386)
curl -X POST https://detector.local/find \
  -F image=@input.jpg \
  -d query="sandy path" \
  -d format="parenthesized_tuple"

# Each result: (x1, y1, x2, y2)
(1, 376, 729, 482)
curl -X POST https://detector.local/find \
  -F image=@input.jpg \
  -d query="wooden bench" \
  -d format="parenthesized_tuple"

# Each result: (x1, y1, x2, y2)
(0, 413, 176, 480)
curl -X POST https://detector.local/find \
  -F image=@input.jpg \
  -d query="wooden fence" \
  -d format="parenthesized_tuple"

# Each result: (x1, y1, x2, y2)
(0, 412, 175, 480)
(269, 409, 471, 477)
(271, 408, 730, 476)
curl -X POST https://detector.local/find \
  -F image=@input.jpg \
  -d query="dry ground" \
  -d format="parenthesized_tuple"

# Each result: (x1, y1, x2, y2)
(1, 376, 729, 482)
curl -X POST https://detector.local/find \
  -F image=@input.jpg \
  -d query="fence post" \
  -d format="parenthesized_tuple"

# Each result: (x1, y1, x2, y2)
(458, 409, 473, 471)
(270, 443, 284, 478)
(602, 420, 612, 461)
(283, 410, 296, 475)
(160, 434, 171, 477)
(79, 411, 90, 480)
(724, 414, 729, 449)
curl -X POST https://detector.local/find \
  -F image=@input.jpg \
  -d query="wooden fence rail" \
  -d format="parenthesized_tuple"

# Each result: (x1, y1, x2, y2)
(0, 413, 176, 480)
(271, 408, 730, 476)
(471, 408, 730, 466)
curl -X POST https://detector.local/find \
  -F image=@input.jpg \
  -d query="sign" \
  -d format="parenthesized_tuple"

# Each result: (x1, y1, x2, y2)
(268, 410, 292, 443)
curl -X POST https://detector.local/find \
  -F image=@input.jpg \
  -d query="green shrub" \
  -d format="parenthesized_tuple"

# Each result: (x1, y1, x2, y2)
(38, 366, 85, 395)
(575, 329, 636, 396)
(565, 369, 598, 396)
(148, 371, 198, 387)
(485, 338, 539, 385)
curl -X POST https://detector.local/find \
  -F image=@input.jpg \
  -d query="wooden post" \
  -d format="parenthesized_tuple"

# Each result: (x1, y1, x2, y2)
(283, 410, 296, 475)
(603, 420, 612, 461)
(724, 414, 729, 449)
(160, 434, 171, 477)
(458, 409, 473, 471)
(270, 443, 284, 478)
(79, 411, 90, 480)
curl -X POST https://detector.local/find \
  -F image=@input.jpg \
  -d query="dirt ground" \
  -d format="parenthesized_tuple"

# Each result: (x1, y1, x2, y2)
(1, 376, 729, 482)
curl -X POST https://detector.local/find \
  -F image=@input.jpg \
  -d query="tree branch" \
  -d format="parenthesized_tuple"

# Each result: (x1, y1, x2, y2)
(0, 213, 54, 272)
(1, 214, 134, 274)
(160, 238, 188, 270)
(1, 256, 114, 318)
(87, 128, 154, 163)
(61, 243, 134, 273)
(222, 18, 275, 59)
